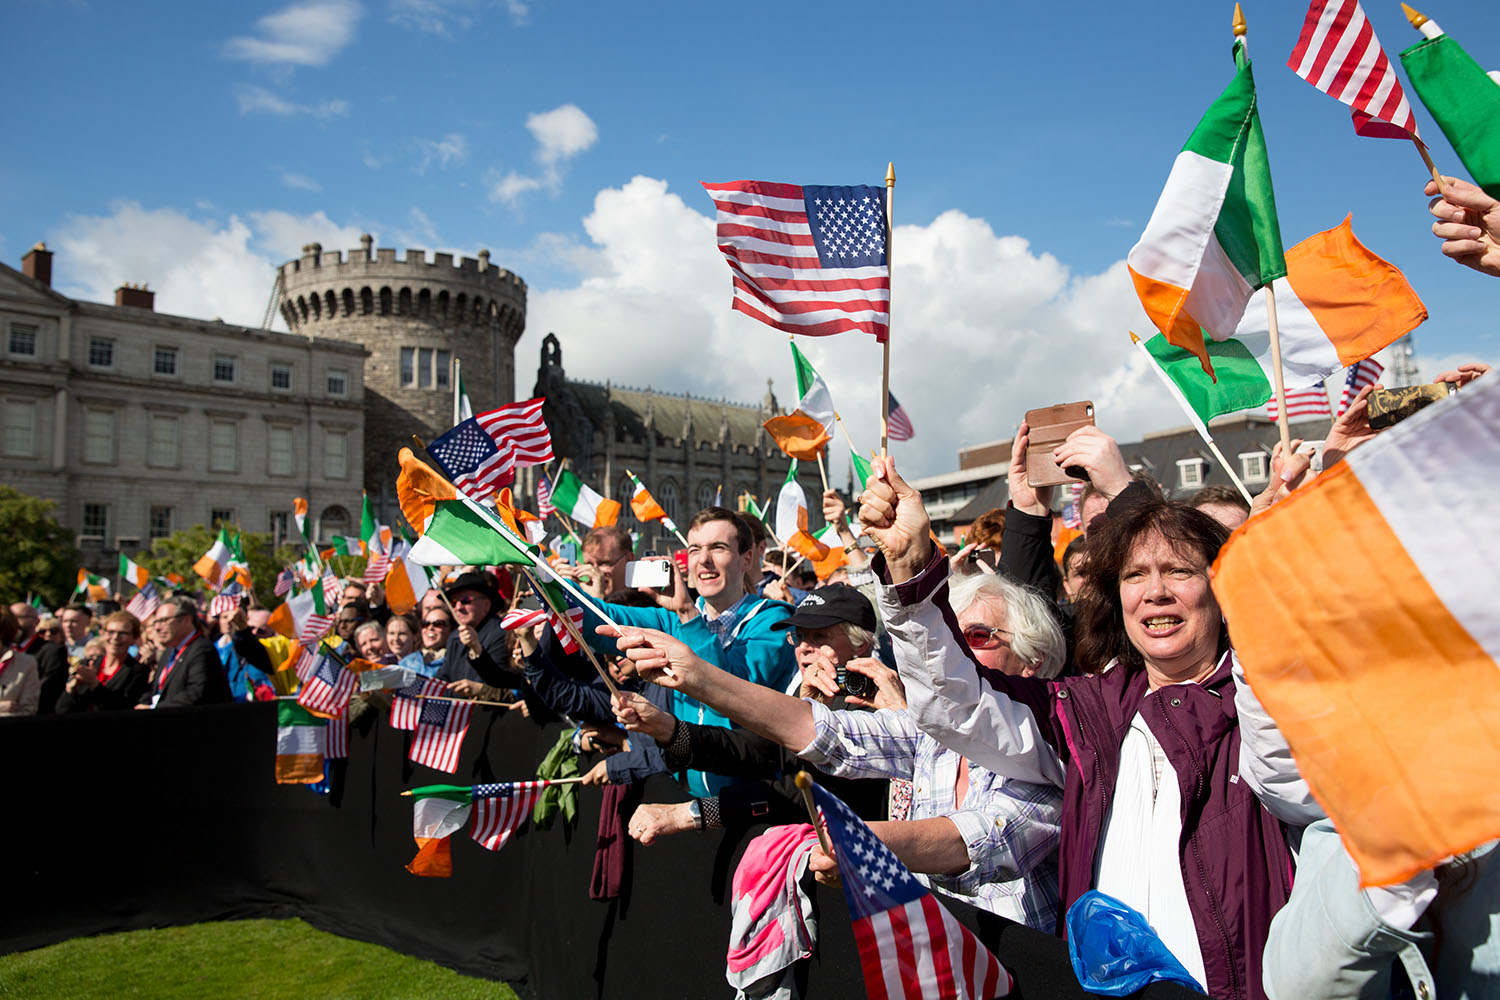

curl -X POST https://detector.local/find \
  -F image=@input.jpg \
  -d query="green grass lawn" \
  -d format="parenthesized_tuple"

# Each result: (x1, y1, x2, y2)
(0, 919, 516, 999)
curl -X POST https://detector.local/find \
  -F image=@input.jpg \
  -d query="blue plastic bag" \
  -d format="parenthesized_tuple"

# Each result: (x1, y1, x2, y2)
(1066, 890, 1204, 995)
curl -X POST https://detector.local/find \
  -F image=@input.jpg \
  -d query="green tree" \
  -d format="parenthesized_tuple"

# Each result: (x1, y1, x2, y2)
(0, 486, 80, 608)
(134, 526, 313, 610)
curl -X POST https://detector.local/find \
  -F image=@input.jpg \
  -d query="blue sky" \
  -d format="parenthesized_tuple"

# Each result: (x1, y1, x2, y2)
(4, 0, 1496, 478)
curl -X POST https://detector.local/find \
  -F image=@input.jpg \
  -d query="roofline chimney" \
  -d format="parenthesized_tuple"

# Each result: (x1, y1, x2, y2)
(22, 242, 52, 287)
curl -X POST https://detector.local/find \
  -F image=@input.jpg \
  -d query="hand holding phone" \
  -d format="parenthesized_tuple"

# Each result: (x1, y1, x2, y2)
(1025, 402, 1094, 488)
(623, 558, 672, 589)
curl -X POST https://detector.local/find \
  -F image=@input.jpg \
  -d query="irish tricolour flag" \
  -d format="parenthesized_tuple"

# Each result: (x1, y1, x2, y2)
(549, 469, 621, 529)
(1128, 38, 1284, 379)
(1135, 217, 1428, 431)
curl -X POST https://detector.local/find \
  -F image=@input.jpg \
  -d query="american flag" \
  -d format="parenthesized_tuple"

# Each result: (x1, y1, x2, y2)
(1337, 358, 1384, 416)
(321, 570, 341, 608)
(409, 696, 473, 773)
(470, 781, 548, 851)
(208, 581, 246, 618)
(812, 781, 1011, 1000)
(703, 180, 890, 341)
(273, 567, 297, 597)
(290, 643, 319, 682)
(325, 715, 348, 759)
(1288, 0, 1420, 140)
(477, 398, 554, 467)
(536, 474, 556, 517)
(500, 608, 548, 631)
(296, 654, 357, 717)
(499, 604, 583, 653)
(427, 416, 517, 499)
(125, 582, 160, 623)
(1267, 386, 1335, 421)
(392, 677, 448, 731)
(887, 392, 915, 442)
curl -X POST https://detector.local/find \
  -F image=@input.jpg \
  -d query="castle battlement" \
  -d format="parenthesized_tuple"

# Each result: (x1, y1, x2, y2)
(280, 237, 526, 293)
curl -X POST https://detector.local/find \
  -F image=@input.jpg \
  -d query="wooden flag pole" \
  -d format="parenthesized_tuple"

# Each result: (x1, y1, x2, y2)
(794, 771, 836, 868)
(1263, 284, 1295, 460)
(520, 567, 622, 697)
(416, 693, 514, 708)
(816, 452, 831, 494)
(880, 162, 895, 457)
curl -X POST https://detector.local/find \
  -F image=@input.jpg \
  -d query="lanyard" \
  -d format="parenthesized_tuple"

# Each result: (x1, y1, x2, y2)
(156, 634, 195, 691)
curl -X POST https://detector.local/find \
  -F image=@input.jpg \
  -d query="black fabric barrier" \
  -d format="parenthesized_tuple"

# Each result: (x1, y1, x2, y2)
(2, 705, 1199, 999)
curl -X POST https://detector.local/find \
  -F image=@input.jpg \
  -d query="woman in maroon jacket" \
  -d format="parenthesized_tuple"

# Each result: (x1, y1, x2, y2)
(856, 454, 1295, 1000)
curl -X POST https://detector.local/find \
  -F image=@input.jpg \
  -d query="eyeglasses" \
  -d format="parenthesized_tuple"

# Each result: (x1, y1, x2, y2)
(961, 624, 1012, 650)
(152, 613, 189, 627)
(786, 629, 839, 647)
(421, 620, 450, 629)
(104, 629, 135, 638)
(450, 596, 484, 606)
(38, 627, 61, 635)
(336, 617, 364, 626)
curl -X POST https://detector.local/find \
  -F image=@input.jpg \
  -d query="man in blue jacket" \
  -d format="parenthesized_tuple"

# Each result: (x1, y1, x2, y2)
(581, 507, 796, 797)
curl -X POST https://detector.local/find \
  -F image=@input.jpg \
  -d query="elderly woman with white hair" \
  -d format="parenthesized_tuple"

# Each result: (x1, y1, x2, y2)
(611, 569, 1067, 930)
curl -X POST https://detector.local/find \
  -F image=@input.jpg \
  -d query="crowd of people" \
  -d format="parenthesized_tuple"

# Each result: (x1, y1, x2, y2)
(4, 177, 1499, 998)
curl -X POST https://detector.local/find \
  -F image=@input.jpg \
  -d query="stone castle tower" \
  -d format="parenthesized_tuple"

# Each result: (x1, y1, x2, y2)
(276, 236, 527, 510)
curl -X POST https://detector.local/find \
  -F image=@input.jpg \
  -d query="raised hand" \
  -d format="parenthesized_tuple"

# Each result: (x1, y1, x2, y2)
(1322, 385, 1380, 471)
(1052, 425, 1131, 498)
(856, 456, 932, 583)
(842, 657, 906, 711)
(1007, 420, 1054, 516)
(612, 690, 677, 744)
(1250, 439, 1313, 518)
(1427, 176, 1500, 278)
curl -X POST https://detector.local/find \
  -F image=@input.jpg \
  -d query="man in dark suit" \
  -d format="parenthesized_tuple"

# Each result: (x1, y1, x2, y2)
(137, 595, 230, 709)
(438, 571, 517, 696)
(9, 601, 68, 714)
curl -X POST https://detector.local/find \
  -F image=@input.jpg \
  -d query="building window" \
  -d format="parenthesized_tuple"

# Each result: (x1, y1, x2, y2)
(88, 338, 114, 367)
(213, 355, 236, 383)
(3, 399, 36, 457)
(147, 414, 178, 468)
(270, 363, 293, 391)
(319, 504, 350, 544)
(695, 482, 717, 511)
(153, 346, 178, 376)
(83, 408, 115, 464)
(327, 369, 348, 397)
(209, 419, 237, 473)
(268, 425, 294, 476)
(658, 480, 679, 523)
(210, 508, 235, 528)
(81, 503, 108, 541)
(1239, 452, 1268, 483)
(399, 346, 446, 388)
(149, 505, 173, 540)
(270, 510, 291, 545)
(1176, 458, 1205, 490)
(325, 429, 348, 479)
(8, 323, 38, 357)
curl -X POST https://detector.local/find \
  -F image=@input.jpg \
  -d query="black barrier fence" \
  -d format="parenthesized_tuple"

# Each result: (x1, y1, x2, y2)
(3, 704, 1198, 999)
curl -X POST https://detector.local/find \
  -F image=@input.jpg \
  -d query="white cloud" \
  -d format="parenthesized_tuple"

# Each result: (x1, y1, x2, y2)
(414, 132, 468, 173)
(49, 201, 374, 331)
(488, 104, 597, 206)
(226, 0, 362, 67)
(524, 176, 1180, 480)
(528, 104, 597, 165)
(236, 85, 350, 119)
(388, 0, 525, 34)
(280, 172, 322, 191)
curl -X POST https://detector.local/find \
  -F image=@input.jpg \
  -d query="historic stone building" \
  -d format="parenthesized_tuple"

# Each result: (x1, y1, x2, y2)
(527, 334, 826, 552)
(0, 244, 368, 572)
(275, 236, 527, 516)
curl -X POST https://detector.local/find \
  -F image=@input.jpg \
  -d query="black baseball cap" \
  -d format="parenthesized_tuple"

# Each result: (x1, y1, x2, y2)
(769, 584, 877, 632)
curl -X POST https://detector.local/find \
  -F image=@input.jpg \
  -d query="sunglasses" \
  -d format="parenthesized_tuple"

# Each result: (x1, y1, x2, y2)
(961, 625, 1012, 650)
(421, 621, 450, 629)
(450, 596, 485, 606)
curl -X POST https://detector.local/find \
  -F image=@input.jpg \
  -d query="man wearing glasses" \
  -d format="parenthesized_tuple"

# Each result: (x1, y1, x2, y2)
(553, 526, 632, 600)
(136, 596, 230, 709)
(438, 571, 515, 698)
(10, 602, 69, 714)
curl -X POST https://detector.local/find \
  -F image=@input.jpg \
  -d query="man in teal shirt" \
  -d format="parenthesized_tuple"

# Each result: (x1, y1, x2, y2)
(583, 507, 796, 796)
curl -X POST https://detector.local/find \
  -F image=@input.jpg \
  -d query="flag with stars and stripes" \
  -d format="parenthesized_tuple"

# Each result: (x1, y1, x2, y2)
(427, 416, 517, 500)
(125, 581, 161, 623)
(471, 781, 549, 851)
(703, 180, 890, 341)
(392, 677, 447, 731)
(886, 392, 915, 442)
(1266, 385, 1335, 421)
(1337, 358, 1384, 416)
(296, 653, 357, 718)
(477, 398, 554, 467)
(536, 474, 556, 518)
(409, 696, 473, 773)
(208, 580, 246, 619)
(1288, 0, 1420, 140)
(812, 780, 1011, 1000)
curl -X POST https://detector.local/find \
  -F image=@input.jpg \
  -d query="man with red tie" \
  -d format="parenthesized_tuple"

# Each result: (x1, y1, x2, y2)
(137, 596, 230, 709)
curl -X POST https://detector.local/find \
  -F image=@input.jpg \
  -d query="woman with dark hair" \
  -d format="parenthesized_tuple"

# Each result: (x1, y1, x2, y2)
(56, 611, 149, 712)
(857, 455, 1296, 1000)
